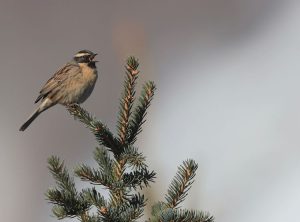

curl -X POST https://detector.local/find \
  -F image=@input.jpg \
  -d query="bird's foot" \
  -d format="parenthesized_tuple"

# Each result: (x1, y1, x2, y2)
(66, 103, 80, 109)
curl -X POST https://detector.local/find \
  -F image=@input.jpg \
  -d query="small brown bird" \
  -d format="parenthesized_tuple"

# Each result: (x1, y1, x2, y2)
(19, 50, 98, 131)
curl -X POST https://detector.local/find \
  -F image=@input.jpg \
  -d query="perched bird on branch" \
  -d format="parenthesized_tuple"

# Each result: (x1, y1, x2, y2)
(19, 50, 98, 131)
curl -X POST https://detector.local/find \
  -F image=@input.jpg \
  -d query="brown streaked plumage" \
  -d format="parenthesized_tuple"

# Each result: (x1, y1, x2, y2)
(19, 50, 98, 131)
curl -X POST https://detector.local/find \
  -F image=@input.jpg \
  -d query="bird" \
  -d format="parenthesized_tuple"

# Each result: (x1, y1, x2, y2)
(19, 50, 98, 131)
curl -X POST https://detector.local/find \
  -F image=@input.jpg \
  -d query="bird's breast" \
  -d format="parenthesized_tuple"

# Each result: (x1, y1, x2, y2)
(79, 63, 98, 84)
(60, 64, 98, 104)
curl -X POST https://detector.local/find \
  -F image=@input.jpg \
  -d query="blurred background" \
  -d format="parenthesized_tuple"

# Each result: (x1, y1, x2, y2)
(1, 0, 300, 221)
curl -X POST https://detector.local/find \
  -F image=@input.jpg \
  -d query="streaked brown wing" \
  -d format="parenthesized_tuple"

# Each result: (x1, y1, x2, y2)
(35, 62, 81, 103)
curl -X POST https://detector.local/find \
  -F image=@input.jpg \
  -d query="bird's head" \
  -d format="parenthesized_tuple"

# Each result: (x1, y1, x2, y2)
(73, 50, 98, 65)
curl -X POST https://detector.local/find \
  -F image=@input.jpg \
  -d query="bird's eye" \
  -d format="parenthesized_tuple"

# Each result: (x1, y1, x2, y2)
(80, 56, 88, 61)
(74, 54, 91, 63)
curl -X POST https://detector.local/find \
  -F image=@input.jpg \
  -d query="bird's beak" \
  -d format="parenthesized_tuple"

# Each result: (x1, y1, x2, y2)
(91, 53, 97, 60)
(89, 53, 98, 63)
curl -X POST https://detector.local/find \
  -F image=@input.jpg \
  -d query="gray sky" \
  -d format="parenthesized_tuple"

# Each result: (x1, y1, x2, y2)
(1, 0, 300, 221)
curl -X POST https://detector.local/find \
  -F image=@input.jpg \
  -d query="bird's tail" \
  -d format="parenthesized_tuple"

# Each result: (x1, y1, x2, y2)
(19, 98, 54, 131)
(19, 108, 41, 131)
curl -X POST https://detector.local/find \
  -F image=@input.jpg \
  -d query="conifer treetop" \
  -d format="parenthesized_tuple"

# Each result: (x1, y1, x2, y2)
(46, 56, 214, 222)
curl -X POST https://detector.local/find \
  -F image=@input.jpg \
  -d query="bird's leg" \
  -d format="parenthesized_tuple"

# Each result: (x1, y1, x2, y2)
(66, 103, 80, 109)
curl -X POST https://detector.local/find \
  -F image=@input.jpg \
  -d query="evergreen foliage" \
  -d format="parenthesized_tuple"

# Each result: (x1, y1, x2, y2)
(46, 57, 214, 222)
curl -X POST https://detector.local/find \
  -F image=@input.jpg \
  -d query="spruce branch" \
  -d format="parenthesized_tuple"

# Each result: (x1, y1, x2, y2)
(119, 145, 147, 170)
(165, 159, 198, 209)
(149, 160, 213, 222)
(67, 104, 121, 155)
(102, 206, 143, 222)
(127, 81, 156, 145)
(75, 164, 114, 188)
(123, 169, 156, 189)
(47, 156, 76, 191)
(109, 161, 127, 206)
(117, 56, 140, 145)
(46, 156, 90, 219)
(104, 194, 146, 222)
(93, 147, 115, 174)
(160, 208, 214, 222)
(82, 187, 107, 210)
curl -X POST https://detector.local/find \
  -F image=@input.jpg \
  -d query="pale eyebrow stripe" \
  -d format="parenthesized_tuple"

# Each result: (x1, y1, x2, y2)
(75, 53, 89, 57)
